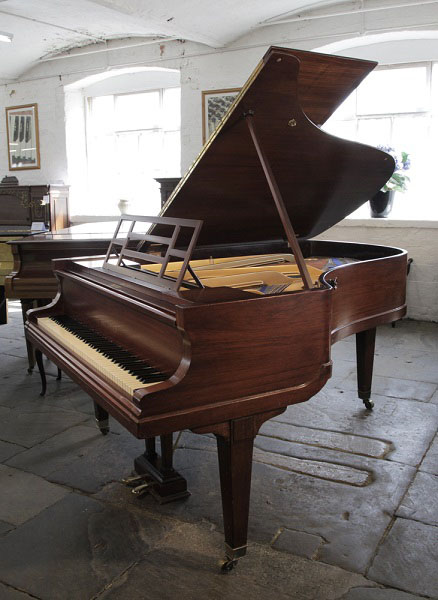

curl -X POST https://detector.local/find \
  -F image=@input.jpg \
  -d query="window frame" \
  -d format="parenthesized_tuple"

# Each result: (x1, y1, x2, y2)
(324, 60, 438, 220)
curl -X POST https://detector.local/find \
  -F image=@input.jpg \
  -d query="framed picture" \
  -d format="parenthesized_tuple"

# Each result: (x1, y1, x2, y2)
(5, 103, 41, 170)
(202, 88, 241, 144)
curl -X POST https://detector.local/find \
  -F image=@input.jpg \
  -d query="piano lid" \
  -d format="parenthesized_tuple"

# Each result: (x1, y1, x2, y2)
(159, 46, 395, 247)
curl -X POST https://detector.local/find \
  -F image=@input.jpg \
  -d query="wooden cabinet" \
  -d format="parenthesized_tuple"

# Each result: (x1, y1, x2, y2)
(154, 177, 181, 208)
(0, 179, 69, 232)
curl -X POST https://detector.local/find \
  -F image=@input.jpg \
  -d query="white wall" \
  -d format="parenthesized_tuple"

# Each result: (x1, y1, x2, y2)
(0, 76, 68, 185)
(1, 0, 438, 320)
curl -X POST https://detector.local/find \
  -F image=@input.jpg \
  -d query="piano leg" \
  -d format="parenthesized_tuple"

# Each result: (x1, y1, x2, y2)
(21, 298, 51, 372)
(35, 349, 46, 396)
(216, 428, 255, 571)
(93, 402, 109, 435)
(132, 434, 190, 504)
(195, 410, 285, 571)
(0, 285, 7, 325)
(356, 327, 376, 410)
(22, 299, 36, 372)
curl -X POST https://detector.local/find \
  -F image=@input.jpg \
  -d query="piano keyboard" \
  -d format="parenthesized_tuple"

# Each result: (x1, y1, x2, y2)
(37, 315, 165, 395)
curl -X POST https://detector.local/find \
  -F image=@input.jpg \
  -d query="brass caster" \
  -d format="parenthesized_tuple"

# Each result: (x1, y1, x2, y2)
(220, 558, 238, 573)
(364, 399, 374, 410)
(96, 419, 110, 435)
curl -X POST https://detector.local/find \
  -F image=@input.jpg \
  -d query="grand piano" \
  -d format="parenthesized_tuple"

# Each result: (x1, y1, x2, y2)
(0, 177, 68, 325)
(5, 223, 116, 370)
(24, 46, 407, 570)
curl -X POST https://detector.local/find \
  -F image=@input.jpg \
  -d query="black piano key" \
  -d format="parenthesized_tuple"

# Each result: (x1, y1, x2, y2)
(131, 369, 163, 378)
(120, 361, 156, 369)
(49, 315, 165, 384)
(138, 374, 165, 383)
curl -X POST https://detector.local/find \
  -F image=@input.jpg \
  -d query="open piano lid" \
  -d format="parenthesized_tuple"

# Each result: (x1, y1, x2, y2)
(159, 46, 394, 247)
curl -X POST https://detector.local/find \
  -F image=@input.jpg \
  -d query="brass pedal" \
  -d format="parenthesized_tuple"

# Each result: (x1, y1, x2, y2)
(121, 473, 149, 487)
(132, 481, 156, 497)
(121, 473, 157, 497)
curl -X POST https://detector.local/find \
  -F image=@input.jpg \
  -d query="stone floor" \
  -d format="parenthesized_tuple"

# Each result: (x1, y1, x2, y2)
(0, 301, 437, 600)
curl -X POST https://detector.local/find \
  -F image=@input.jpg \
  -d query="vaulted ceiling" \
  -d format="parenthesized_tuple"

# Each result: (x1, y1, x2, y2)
(0, 0, 345, 81)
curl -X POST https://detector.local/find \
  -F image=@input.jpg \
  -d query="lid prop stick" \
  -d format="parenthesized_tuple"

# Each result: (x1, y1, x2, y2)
(244, 111, 315, 290)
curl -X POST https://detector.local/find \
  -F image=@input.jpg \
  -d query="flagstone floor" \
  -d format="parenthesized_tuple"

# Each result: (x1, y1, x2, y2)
(0, 301, 437, 600)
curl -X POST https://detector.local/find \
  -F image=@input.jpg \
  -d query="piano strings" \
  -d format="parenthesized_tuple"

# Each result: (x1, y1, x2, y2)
(140, 253, 359, 296)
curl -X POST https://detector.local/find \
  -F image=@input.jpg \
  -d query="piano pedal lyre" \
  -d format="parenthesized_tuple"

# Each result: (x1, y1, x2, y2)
(132, 435, 190, 504)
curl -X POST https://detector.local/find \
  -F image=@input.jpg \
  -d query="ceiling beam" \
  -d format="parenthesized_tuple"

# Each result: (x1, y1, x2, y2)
(40, 36, 179, 62)
(258, 0, 438, 27)
(0, 8, 107, 42)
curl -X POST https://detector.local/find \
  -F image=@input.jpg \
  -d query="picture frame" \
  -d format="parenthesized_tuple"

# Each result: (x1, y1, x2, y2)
(5, 103, 41, 171)
(202, 88, 241, 144)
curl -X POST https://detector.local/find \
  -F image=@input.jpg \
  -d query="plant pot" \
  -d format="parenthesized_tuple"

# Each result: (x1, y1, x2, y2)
(369, 190, 394, 218)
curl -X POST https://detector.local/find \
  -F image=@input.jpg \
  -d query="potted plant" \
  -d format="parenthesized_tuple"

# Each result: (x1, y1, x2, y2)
(370, 146, 410, 218)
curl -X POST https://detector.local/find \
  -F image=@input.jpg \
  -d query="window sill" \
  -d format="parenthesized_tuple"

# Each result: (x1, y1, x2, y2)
(69, 215, 438, 233)
(337, 218, 438, 229)
(70, 215, 120, 225)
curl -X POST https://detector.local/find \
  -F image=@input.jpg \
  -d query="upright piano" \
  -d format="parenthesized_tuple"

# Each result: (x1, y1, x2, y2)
(25, 46, 407, 570)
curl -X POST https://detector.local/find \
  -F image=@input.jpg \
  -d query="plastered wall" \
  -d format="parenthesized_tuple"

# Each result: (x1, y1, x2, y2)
(316, 221, 438, 322)
(0, 77, 68, 185)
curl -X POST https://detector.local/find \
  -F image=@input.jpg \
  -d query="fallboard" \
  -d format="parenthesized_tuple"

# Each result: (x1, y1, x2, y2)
(57, 272, 184, 375)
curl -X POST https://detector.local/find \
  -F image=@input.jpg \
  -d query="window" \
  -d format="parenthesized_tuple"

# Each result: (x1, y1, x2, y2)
(323, 62, 438, 219)
(85, 87, 181, 216)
